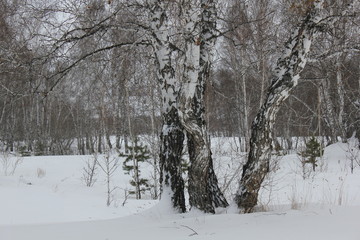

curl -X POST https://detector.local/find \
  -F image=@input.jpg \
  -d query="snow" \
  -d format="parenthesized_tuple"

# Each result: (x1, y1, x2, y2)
(303, 35, 312, 54)
(1, 139, 360, 240)
(2, 205, 360, 240)
(0, 155, 156, 225)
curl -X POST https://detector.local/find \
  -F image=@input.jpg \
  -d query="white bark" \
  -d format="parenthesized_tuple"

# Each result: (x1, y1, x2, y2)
(336, 56, 347, 142)
(150, 0, 186, 212)
(320, 77, 338, 143)
(179, 0, 228, 213)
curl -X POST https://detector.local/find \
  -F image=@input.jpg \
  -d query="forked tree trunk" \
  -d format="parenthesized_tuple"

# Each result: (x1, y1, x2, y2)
(179, 0, 228, 213)
(150, 0, 186, 212)
(235, 1, 324, 213)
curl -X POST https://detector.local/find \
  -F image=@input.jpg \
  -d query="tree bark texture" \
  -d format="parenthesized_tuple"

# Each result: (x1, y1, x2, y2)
(150, 0, 186, 212)
(160, 109, 186, 212)
(179, 0, 228, 213)
(235, 1, 324, 213)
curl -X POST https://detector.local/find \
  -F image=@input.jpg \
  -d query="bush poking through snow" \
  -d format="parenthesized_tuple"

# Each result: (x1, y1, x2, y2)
(34, 141, 46, 156)
(18, 146, 31, 157)
(82, 154, 98, 187)
(1, 152, 23, 176)
(37, 168, 46, 178)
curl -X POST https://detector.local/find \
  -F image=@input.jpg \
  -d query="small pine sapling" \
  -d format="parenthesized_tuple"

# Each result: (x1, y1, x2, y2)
(121, 138, 151, 199)
(18, 146, 31, 157)
(299, 136, 324, 172)
(34, 140, 46, 156)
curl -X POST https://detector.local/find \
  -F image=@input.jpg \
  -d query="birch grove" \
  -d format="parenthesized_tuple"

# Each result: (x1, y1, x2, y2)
(0, 0, 359, 214)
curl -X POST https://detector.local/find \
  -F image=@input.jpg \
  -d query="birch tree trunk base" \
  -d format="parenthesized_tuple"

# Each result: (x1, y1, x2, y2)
(187, 135, 228, 213)
(160, 108, 186, 213)
(235, 1, 325, 213)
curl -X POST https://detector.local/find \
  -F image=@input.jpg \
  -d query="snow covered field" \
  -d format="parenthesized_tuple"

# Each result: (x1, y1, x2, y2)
(1, 139, 359, 240)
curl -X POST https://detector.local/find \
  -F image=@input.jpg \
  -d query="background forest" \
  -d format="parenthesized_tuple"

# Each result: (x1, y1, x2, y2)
(0, 0, 359, 156)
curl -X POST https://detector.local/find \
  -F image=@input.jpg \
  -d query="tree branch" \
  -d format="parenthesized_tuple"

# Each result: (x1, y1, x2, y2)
(41, 40, 150, 97)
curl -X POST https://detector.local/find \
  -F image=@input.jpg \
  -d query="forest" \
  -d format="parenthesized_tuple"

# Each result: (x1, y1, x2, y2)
(0, 0, 359, 214)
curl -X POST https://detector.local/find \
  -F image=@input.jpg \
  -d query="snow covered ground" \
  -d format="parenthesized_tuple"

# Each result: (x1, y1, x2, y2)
(1, 139, 359, 240)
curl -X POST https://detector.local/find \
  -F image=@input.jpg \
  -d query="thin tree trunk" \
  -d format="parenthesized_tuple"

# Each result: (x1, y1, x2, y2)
(336, 55, 347, 142)
(106, 132, 112, 150)
(319, 77, 338, 143)
(149, 75, 160, 199)
(235, 48, 250, 152)
(124, 72, 141, 200)
(241, 53, 250, 152)
(97, 134, 102, 154)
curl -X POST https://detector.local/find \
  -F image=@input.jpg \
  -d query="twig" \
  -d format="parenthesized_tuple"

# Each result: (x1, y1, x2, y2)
(180, 225, 198, 237)
(122, 189, 130, 206)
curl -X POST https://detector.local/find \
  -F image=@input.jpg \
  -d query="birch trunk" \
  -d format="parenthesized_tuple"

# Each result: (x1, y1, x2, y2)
(235, 1, 324, 213)
(241, 52, 250, 152)
(319, 77, 338, 143)
(335, 0, 348, 144)
(149, 74, 160, 199)
(336, 56, 347, 142)
(179, 0, 228, 213)
(150, 0, 186, 212)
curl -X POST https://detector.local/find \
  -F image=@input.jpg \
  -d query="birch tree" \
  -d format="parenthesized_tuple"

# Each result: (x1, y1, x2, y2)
(178, 0, 228, 213)
(235, 0, 327, 213)
(150, 0, 186, 212)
